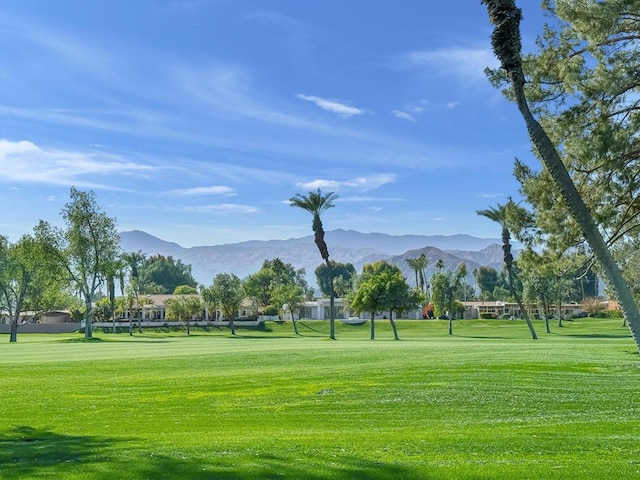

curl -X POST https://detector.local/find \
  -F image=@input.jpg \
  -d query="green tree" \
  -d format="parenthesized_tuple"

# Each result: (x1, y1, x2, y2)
(37, 188, 121, 339)
(244, 259, 309, 316)
(244, 268, 276, 315)
(475, 266, 499, 301)
(482, 0, 640, 349)
(174, 285, 198, 295)
(210, 273, 244, 335)
(315, 261, 355, 298)
(138, 255, 197, 294)
(272, 283, 305, 335)
(101, 256, 126, 332)
(349, 261, 417, 340)
(430, 263, 467, 335)
(290, 189, 339, 339)
(0, 233, 64, 343)
(477, 202, 537, 339)
(406, 253, 429, 296)
(165, 295, 202, 335)
(121, 251, 146, 332)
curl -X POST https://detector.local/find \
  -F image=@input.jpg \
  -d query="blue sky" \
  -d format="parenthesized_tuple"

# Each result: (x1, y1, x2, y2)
(0, 0, 547, 247)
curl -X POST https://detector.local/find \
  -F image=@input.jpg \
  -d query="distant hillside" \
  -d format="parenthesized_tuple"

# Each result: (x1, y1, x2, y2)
(119, 229, 505, 288)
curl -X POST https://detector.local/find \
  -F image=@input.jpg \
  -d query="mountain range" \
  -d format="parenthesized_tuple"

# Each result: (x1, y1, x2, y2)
(119, 229, 506, 290)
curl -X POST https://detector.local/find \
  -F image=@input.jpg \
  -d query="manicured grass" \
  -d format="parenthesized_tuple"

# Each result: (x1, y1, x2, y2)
(1, 318, 639, 479)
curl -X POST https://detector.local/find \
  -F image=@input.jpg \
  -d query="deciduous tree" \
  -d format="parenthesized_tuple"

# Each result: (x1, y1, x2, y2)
(210, 273, 244, 335)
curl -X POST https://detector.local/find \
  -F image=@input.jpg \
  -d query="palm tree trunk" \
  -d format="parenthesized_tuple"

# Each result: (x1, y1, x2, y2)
(506, 265, 537, 339)
(511, 77, 640, 348)
(326, 259, 336, 340)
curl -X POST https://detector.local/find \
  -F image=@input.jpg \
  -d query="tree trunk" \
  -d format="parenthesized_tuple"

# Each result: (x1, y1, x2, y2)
(291, 311, 299, 335)
(326, 259, 336, 340)
(512, 79, 640, 349)
(9, 316, 18, 343)
(84, 300, 93, 339)
(506, 265, 537, 339)
(370, 313, 375, 340)
(186, 318, 190, 335)
(389, 310, 399, 340)
(229, 318, 235, 335)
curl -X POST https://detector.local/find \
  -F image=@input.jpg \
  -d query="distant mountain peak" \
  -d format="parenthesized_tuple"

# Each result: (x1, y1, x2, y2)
(118, 229, 503, 288)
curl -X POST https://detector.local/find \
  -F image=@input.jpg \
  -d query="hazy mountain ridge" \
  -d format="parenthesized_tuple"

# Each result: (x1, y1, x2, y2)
(119, 229, 506, 288)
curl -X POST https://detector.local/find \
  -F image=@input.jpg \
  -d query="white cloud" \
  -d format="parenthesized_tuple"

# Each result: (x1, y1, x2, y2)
(175, 203, 261, 214)
(477, 192, 505, 199)
(404, 47, 499, 82)
(297, 94, 365, 117)
(393, 110, 416, 122)
(296, 173, 396, 193)
(0, 139, 154, 188)
(168, 185, 236, 196)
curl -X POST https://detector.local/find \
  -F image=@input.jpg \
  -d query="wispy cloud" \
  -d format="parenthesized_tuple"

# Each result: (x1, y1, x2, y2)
(393, 110, 417, 122)
(404, 47, 499, 82)
(174, 203, 261, 214)
(477, 192, 505, 199)
(297, 94, 365, 117)
(393, 100, 429, 122)
(167, 185, 236, 197)
(296, 174, 396, 192)
(0, 139, 155, 189)
(339, 195, 406, 203)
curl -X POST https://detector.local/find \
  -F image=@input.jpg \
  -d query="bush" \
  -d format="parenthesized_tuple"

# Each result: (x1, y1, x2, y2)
(480, 313, 495, 319)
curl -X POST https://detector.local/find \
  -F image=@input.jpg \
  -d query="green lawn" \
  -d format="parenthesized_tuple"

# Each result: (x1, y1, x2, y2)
(1, 318, 639, 479)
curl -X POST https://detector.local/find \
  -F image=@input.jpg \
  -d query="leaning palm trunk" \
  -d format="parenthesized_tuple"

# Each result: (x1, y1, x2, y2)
(313, 216, 335, 340)
(502, 226, 537, 339)
(483, 0, 640, 349)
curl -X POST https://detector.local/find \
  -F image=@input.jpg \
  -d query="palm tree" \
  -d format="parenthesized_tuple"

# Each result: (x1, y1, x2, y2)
(483, 0, 640, 349)
(406, 257, 421, 290)
(290, 189, 339, 339)
(477, 202, 537, 340)
(406, 253, 428, 294)
(122, 251, 146, 333)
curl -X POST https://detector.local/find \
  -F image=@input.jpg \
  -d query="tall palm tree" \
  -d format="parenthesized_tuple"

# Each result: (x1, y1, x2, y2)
(483, 0, 640, 349)
(406, 257, 421, 290)
(477, 202, 537, 339)
(122, 251, 146, 333)
(290, 189, 339, 339)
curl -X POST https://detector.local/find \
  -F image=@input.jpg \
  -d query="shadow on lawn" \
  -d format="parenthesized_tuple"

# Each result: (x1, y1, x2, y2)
(0, 426, 425, 479)
(554, 333, 631, 339)
(0, 425, 121, 479)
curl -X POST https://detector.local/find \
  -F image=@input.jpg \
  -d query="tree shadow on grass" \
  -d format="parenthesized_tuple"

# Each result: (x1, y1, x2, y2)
(0, 426, 428, 479)
(135, 451, 427, 480)
(551, 333, 632, 339)
(0, 425, 123, 479)
(453, 335, 512, 340)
